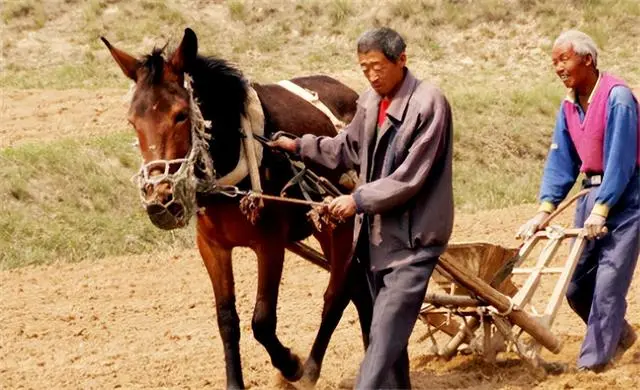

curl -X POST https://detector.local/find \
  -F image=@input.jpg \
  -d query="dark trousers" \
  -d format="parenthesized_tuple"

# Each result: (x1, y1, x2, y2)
(354, 256, 437, 389)
(566, 177, 640, 368)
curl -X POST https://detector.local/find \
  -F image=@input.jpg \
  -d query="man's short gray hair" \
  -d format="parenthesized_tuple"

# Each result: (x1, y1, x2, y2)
(356, 27, 406, 62)
(554, 30, 599, 68)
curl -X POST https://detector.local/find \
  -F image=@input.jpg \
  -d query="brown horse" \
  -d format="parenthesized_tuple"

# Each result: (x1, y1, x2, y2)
(102, 28, 373, 388)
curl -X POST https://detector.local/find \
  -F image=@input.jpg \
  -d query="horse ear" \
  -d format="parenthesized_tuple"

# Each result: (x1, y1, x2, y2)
(169, 28, 198, 74)
(100, 37, 140, 81)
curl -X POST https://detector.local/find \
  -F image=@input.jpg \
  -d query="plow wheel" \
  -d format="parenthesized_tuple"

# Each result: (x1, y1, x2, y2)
(418, 242, 520, 361)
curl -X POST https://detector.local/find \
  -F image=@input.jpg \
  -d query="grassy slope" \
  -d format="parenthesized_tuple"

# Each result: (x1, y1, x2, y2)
(0, 133, 194, 269)
(1, 0, 639, 267)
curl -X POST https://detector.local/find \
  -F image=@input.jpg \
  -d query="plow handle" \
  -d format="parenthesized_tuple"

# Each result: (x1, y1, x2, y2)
(538, 188, 591, 230)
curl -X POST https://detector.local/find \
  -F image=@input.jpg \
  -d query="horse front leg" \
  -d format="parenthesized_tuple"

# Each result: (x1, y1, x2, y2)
(252, 239, 304, 381)
(297, 220, 361, 388)
(197, 225, 244, 389)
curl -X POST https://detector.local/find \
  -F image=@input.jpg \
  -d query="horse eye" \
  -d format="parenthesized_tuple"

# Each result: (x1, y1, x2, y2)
(175, 110, 189, 124)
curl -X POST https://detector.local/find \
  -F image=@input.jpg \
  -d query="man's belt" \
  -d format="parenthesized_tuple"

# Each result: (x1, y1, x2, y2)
(582, 173, 603, 188)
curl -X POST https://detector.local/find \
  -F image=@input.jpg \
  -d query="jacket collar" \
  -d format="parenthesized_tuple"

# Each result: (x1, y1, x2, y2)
(362, 68, 418, 123)
(385, 68, 418, 123)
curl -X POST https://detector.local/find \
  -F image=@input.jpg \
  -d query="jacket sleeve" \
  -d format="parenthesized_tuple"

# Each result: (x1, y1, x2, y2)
(353, 90, 451, 215)
(592, 86, 639, 217)
(295, 105, 364, 171)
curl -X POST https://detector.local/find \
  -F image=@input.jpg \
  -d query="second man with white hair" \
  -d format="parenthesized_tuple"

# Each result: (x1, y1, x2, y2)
(518, 29, 639, 372)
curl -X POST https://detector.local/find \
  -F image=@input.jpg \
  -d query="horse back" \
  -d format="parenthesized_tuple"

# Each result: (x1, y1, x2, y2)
(252, 76, 359, 242)
(288, 75, 359, 124)
(252, 75, 358, 139)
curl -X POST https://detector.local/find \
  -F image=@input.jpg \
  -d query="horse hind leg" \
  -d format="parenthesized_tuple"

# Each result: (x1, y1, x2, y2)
(347, 259, 373, 350)
(197, 233, 244, 389)
(252, 239, 304, 382)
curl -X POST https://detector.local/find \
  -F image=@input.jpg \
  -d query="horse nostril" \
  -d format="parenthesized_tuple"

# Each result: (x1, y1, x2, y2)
(146, 203, 164, 215)
(148, 182, 173, 205)
(144, 184, 155, 197)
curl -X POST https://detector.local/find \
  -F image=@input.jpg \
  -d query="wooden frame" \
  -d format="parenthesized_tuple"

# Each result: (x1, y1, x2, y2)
(419, 228, 587, 364)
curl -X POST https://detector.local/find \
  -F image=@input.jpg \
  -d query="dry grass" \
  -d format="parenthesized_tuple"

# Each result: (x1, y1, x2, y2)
(1, 0, 46, 29)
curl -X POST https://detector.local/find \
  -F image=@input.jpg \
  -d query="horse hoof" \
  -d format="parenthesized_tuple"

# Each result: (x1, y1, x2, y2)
(293, 360, 320, 389)
(295, 373, 319, 390)
(281, 354, 304, 382)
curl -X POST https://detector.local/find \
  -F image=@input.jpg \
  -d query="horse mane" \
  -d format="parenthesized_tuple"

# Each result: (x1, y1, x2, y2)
(189, 55, 248, 135)
(140, 45, 249, 178)
(140, 47, 248, 127)
(140, 48, 166, 86)
(189, 55, 248, 178)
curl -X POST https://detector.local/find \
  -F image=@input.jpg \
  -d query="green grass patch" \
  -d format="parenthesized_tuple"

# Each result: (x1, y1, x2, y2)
(82, 0, 186, 49)
(0, 133, 194, 269)
(442, 77, 565, 212)
(4, 0, 639, 89)
(328, 0, 354, 26)
(227, 0, 246, 21)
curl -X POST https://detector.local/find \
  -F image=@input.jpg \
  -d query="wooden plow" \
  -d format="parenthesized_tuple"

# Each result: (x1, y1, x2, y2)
(286, 188, 591, 366)
(419, 191, 590, 365)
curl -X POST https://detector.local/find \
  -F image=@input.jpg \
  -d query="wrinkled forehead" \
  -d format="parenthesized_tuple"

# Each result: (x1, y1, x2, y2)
(130, 80, 189, 117)
(358, 50, 390, 64)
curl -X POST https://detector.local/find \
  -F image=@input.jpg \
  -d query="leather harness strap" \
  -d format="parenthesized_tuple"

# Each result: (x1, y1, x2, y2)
(277, 80, 346, 131)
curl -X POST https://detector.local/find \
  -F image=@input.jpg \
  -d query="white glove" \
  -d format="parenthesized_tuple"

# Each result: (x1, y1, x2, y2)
(516, 212, 549, 239)
(584, 213, 607, 239)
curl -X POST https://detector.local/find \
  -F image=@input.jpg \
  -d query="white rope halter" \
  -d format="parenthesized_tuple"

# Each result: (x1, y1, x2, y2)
(132, 74, 217, 226)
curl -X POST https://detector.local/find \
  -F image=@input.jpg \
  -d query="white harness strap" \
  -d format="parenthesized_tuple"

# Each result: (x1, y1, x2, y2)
(278, 80, 358, 192)
(219, 80, 357, 196)
(277, 80, 346, 131)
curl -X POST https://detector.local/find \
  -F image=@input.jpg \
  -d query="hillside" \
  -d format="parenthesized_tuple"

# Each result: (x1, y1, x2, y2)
(2, 0, 639, 263)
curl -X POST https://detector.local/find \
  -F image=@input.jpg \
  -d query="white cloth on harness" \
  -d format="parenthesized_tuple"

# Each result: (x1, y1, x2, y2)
(217, 86, 264, 193)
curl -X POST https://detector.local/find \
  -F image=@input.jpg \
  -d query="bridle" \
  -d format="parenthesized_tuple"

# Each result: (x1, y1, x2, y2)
(132, 74, 217, 225)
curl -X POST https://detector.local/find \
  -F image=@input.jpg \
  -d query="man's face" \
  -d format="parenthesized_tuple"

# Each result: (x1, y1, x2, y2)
(358, 50, 406, 97)
(551, 43, 593, 90)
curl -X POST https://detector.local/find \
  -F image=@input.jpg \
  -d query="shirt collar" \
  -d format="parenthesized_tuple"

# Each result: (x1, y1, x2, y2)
(565, 71, 602, 104)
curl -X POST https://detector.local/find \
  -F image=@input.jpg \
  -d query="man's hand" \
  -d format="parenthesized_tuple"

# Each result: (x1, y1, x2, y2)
(268, 136, 297, 153)
(516, 211, 550, 239)
(584, 213, 607, 239)
(328, 195, 357, 219)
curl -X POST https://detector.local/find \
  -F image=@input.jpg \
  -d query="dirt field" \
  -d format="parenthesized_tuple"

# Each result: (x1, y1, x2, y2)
(1, 99, 639, 389)
(3, 0, 640, 388)
(0, 89, 129, 148)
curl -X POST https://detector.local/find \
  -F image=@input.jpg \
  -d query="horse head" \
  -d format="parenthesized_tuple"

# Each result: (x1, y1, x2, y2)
(102, 28, 205, 230)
